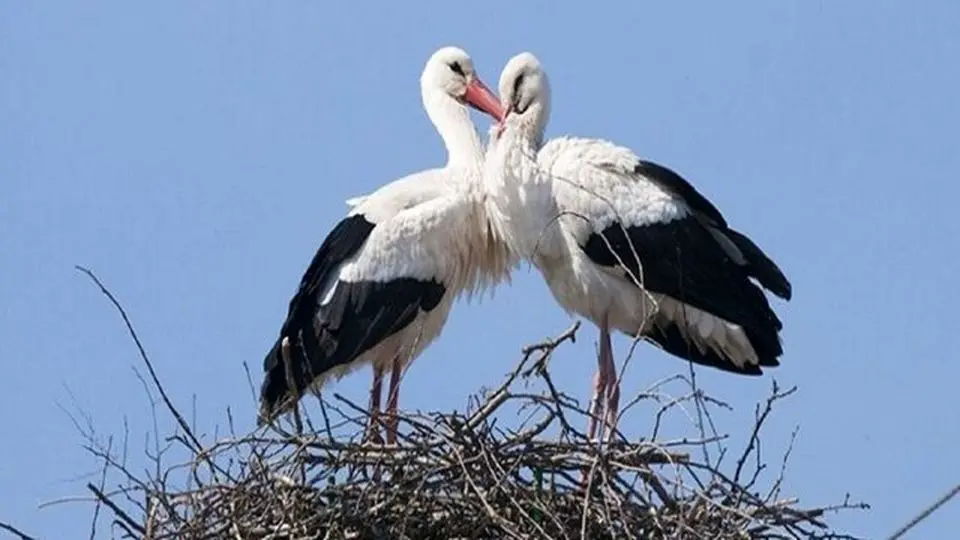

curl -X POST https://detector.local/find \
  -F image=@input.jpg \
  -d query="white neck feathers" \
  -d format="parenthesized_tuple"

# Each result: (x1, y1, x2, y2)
(420, 87, 514, 298)
(422, 90, 484, 173)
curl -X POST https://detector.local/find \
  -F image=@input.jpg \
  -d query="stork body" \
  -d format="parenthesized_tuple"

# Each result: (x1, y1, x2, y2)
(258, 47, 509, 443)
(483, 53, 791, 440)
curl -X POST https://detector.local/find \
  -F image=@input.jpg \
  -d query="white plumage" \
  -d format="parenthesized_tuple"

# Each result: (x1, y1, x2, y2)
(483, 52, 792, 441)
(336, 174, 507, 289)
(258, 47, 511, 444)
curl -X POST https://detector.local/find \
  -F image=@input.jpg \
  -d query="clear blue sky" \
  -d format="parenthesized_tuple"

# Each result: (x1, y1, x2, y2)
(2, 1, 958, 538)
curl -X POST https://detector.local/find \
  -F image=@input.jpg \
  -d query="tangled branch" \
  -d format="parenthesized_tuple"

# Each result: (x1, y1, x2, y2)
(58, 267, 870, 539)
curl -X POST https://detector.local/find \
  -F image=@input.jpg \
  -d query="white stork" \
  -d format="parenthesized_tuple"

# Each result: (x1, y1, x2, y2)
(482, 52, 792, 440)
(258, 47, 510, 444)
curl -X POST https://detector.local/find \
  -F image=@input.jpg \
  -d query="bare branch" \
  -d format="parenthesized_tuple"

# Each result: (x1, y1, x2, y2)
(886, 483, 960, 540)
(69, 319, 865, 539)
(0, 521, 39, 540)
(67, 275, 865, 539)
(74, 265, 204, 454)
(86, 483, 146, 536)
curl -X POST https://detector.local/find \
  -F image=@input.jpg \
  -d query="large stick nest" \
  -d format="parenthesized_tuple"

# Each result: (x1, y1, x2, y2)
(51, 268, 868, 539)
(68, 316, 866, 540)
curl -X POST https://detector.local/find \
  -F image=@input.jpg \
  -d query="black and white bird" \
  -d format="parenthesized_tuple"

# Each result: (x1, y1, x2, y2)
(258, 47, 510, 443)
(481, 52, 792, 440)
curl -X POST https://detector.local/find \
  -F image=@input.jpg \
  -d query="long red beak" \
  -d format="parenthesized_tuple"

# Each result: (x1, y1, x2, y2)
(463, 78, 505, 122)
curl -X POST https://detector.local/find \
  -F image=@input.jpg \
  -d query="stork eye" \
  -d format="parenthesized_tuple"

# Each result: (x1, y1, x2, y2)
(449, 62, 465, 76)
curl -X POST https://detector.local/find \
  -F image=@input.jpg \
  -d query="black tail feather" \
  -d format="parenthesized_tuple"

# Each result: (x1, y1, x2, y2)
(645, 316, 782, 376)
(725, 228, 792, 301)
(256, 278, 448, 426)
(258, 338, 286, 425)
(258, 331, 326, 426)
(257, 335, 306, 426)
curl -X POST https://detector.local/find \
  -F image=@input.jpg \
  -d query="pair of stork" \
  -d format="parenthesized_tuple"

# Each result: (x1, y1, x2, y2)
(256, 46, 792, 444)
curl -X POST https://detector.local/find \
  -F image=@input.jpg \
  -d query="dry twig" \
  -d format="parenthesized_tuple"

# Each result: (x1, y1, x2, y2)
(0, 521, 38, 540)
(66, 269, 867, 539)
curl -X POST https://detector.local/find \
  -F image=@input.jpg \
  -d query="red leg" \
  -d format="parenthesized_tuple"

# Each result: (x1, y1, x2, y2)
(586, 317, 612, 442)
(601, 325, 620, 440)
(583, 313, 619, 489)
(365, 363, 385, 444)
(385, 356, 403, 445)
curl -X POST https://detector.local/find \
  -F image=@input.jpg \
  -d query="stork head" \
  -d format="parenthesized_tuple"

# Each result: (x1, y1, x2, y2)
(495, 52, 551, 143)
(420, 46, 505, 122)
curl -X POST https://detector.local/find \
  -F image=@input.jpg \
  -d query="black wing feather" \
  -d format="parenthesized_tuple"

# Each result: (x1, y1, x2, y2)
(722, 228, 792, 301)
(259, 276, 445, 423)
(274, 214, 376, 348)
(636, 160, 727, 227)
(259, 213, 376, 421)
(636, 160, 792, 300)
(582, 218, 783, 372)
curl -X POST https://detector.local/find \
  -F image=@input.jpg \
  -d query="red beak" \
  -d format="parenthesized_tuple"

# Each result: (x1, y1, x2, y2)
(463, 78, 505, 122)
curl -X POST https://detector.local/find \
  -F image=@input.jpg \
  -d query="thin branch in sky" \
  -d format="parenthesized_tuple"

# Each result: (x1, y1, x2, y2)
(74, 265, 204, 453)
(886, 482, 960, 540)
(0, 521, 39, 540)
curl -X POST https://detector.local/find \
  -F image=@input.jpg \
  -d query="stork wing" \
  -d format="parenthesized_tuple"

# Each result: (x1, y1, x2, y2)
(259, 192, 466, 423)
(544, 138, 788, 373)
